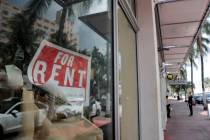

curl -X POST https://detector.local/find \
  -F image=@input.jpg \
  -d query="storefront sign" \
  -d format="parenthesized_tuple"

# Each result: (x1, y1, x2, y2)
(167, 74, 173, 80)
(168, 80, 187, 85)
(28, 40, 91, 105)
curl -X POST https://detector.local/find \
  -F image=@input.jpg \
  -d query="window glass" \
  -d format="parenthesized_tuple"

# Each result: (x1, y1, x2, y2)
(118, 7, 139, 140)
(0, 0, 113, 139)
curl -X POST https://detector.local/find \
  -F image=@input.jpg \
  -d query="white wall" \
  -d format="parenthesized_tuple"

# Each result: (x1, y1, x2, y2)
(160, 77, 167, 130)
(136, 0, 164, 139)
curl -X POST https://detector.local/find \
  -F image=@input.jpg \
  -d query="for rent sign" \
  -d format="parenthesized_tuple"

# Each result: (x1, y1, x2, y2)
(28, 40, 91, 105)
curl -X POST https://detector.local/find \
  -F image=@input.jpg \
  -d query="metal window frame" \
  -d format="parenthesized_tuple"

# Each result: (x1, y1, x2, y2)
(118, 0, 139, 32)
(113, 0, 120, 140)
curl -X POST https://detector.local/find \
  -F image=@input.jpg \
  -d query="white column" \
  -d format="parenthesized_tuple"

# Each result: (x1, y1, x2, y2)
(136, 0, 164, 140)
(160, 77, 167, 130)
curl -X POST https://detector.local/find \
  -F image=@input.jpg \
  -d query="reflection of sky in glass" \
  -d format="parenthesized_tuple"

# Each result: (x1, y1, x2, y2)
(7, 0, 110, 54)
(74, 0, 108, 54)
(45, 2, 62, 20)
(88, 0, 107, 14)
(8, 0, 62, 21)
(74, 2, 108, 54)
(8, 0, 29, 7)
(76, 20, 107, 55)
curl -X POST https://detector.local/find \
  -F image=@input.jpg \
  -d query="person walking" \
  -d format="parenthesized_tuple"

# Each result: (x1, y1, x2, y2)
(166, 95, 171, 118)
(188, 92, 193, 116)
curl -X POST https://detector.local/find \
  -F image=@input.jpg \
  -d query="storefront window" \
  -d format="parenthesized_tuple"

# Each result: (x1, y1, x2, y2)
(0, 0, 113, 139)
(118, 7, 139, 140)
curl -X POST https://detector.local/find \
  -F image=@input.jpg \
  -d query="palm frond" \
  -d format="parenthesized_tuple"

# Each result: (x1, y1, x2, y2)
(0, 29, 10, 38)
(196, 34, 208, 57)
(180, 67, 187, 80)
(203, 21, 210, 35)
(188, 48, 198, 69)
(201, 37, 210, 44)
(23, 0, 52, 24)
(201, 42, 209, 53)
(24, 0, 52, 16)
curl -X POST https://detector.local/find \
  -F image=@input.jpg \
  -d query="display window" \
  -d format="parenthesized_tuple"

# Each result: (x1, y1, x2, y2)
(0, 0, 113, 139)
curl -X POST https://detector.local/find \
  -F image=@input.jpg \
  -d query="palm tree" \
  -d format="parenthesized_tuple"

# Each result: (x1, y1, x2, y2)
(204, 77, 210, 89)
(179, 65, 195, 101)
(170, 84, 181, 100)
(5, 0, 58, 121)
(180, 66, 187, 81)
(17, 0, 101, 51)
(196, 21, 210, 110)
(188, 47, 197, 95)
(7, 0, 52, 71)
(179, 66, 187, 100)
(23, 0, 52, 26)
(54, 0, 97, 44)
(91, 47, 107, 97)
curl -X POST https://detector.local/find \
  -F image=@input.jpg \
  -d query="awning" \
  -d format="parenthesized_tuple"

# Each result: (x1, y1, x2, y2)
(157, 0, 210, 73)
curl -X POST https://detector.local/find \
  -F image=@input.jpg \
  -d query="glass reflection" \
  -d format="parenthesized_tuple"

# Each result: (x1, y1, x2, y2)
(0, 0, 113, 139)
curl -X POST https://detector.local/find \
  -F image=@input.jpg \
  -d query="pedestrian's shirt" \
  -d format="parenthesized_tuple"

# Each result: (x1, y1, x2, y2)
(166, 99, 170, 105)
(188, 95, 193, 105)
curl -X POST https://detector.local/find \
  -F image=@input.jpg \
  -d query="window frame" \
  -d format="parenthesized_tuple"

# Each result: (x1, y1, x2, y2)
(118, 0, 139, 32)
(113, 0, 140, 140)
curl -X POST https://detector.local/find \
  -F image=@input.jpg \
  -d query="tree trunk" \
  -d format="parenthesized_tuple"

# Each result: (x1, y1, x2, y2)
(201, 54, 205, 92)
(184, 87, 187, 102)
(57, 7, 67, 44)
(201, 54, 207, 110)
(190, 59, 194, 95)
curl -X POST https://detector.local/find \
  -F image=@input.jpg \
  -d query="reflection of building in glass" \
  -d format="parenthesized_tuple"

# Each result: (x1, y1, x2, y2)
(0, 1, 21, 43)
(34, 17, 58, 42)
(0, 1, 57, 43)
(0, 1, 78, 49)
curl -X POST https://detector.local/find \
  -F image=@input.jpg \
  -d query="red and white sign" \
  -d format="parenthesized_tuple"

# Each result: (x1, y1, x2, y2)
(28, 40, 91, 105)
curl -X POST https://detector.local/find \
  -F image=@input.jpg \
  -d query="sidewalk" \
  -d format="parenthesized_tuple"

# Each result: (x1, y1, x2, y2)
(164, 99, 210, 140)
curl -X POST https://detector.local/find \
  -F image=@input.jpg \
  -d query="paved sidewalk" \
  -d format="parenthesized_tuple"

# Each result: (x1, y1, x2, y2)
(165, 99, 210, 140)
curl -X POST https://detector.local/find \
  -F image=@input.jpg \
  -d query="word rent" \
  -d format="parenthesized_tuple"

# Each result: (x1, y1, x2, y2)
(33, 51, 85, 87)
